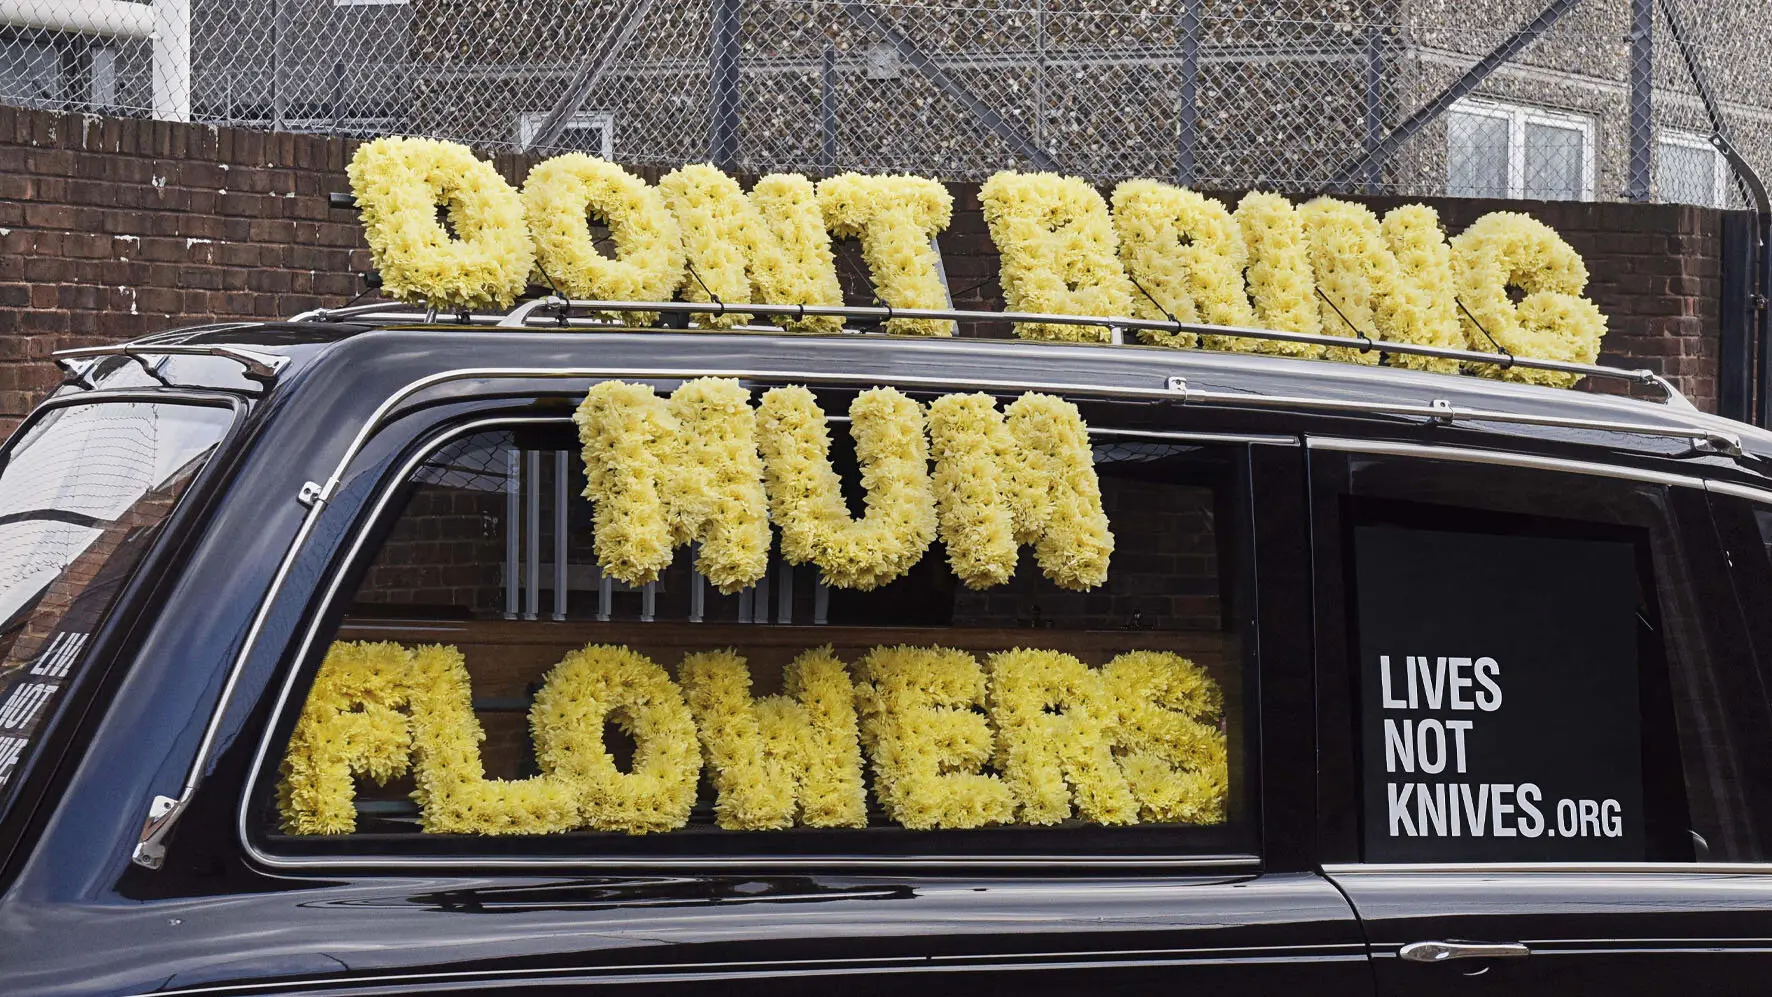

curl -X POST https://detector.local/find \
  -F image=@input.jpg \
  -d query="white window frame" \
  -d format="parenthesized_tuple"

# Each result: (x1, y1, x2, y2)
(1448, 98, 1596, 201)
(516, 110, 614, 157)
(1657, 130, 1729, 208)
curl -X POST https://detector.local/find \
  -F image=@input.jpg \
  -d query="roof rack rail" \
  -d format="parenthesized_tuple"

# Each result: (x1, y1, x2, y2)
(53, 343, 290, 382)
(290, 297, 1691, 409)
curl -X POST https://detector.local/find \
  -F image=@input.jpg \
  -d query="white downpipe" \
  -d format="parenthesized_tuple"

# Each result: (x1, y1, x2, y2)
(151, 0, 189, 121)
(0, 0, 190, 122)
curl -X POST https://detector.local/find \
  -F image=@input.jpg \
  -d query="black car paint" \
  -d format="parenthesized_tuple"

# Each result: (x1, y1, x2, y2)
(4, 324, 1772, 996)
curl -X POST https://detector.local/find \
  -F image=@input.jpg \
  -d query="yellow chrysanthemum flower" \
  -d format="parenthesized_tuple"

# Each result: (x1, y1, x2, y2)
(348, 136, 533, 310)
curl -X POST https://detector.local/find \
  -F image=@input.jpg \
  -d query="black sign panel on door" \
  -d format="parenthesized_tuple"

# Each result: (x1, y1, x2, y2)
(1353, 524, 1645, 862)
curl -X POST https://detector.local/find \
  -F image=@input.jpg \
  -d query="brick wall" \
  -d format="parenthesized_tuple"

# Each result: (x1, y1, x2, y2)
(0, 105, 1727, 434)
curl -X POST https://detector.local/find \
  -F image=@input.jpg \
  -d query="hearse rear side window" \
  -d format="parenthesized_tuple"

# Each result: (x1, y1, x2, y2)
(1324, 451, 1772, 864)
(254, 392, 1255, 862)
(0, 401, 232, 799)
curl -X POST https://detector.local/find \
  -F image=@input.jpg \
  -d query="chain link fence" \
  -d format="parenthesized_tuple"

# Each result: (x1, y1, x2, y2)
(0, 0, 1767, 205)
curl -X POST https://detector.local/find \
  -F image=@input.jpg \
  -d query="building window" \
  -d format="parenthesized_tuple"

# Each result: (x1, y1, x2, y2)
(517, 110, 614, 156)
(1658, 131, 1728, 208)
(1446, 99, 1595, 201)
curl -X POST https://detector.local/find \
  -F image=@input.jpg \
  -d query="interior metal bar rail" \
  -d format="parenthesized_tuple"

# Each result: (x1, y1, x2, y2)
(289, 296, 1690, 408)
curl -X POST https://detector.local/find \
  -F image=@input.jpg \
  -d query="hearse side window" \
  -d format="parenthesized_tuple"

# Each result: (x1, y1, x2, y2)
(255, 406, 1254, 861)
(1333, 454, 1772, 864)
(0, 401, 232, 804)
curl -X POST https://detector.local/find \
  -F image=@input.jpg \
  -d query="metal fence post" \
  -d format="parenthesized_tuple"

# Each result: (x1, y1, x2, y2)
(820, 44, 838, 176)
(709, 0, 742, 172)
(1625, 0, 1653, 201)
(1362, 25, 1384, 193)
(271, 0, 285, 131)
(1176, 0, 1199, 186)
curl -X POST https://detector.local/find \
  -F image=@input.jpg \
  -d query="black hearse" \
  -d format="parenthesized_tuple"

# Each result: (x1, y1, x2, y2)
(4, 298, 1772, 997)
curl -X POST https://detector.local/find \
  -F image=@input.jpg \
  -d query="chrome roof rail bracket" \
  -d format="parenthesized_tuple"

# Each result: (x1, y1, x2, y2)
(51, 344, 289, 383)
(53, 355, 99, 389)
(497, 296, 568, 328)
(1430, 398, 1455, 424)
(1639, 370, 1698, 411)
(1165, 375, 1189, 401)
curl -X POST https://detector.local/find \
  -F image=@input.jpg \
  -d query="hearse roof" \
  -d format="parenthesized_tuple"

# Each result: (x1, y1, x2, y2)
(48, 311, 1772, 493)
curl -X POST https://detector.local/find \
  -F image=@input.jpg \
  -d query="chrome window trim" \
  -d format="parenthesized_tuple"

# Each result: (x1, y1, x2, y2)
(1306, 435, 1713, 490)
(238, 414, 1275, 872)
(1325, 861, 1772, 875)
(130, 942, 1369, 997)
(1702, 478, 1772, 507)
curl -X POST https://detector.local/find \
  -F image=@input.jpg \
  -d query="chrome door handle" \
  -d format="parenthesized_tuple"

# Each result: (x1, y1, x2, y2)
(1399, 941, 1531, 963)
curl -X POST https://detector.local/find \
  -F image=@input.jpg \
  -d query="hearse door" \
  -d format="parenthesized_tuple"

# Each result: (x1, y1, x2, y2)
(1309, 439, 1772, 996)
(242, 418, 1371, 997)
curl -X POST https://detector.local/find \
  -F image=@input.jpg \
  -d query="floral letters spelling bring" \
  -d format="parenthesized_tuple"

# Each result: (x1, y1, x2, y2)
(350, 137, 1608, 388)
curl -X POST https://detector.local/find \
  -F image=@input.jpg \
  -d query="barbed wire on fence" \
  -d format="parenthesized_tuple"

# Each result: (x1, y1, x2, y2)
(0, 0, 1766, 207)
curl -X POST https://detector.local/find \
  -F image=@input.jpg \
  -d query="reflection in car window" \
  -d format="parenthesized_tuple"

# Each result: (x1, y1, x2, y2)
(261, 413, 1255, 861)
(0, 402, 231, 793)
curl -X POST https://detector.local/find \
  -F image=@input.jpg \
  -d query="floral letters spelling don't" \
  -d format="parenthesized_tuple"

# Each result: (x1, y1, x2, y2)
(575, 378, 1112, 593)
(349, 138, 1609, 387)
(278, 640, 1228, 836)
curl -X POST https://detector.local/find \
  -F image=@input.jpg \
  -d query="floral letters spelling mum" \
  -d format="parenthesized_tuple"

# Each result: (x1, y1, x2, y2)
(575, 382, 1112, 593)
(573, 377, 770, 592)
(280, 640, 1229, 836)
(756, 385, 938, 591)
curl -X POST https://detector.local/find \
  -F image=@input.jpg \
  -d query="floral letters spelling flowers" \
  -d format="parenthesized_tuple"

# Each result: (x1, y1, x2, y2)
(680, 645, 868, 831)
(854, 645, 1019, 830)
(530, 644, 703, 834)
(279, 640, 1230, 837)
(278, 641, 576, 836)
